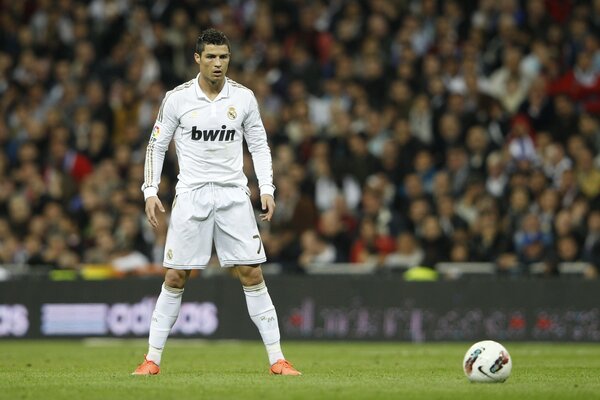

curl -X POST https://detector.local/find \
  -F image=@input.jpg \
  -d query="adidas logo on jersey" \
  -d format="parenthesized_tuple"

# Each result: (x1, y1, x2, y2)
(191, 125, 236, 141)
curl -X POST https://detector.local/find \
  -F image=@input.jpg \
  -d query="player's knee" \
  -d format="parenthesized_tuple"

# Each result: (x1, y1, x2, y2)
(164, 269, 189, 289)
(236, 265, 264, 286)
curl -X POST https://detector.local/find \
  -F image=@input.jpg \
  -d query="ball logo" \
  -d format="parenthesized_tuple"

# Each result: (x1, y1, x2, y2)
(490, 351, 510, 373)
(464, 348, 482, 375)
(227, 106, 237, 120)
(152, 125, 160, 138)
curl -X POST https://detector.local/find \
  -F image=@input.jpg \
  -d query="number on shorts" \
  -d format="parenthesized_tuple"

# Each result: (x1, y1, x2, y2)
(253, 234, 262, 254)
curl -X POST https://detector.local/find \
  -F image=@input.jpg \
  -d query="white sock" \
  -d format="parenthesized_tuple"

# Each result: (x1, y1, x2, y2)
(147, 283, 184, 365)
(244, 281, 285, 365)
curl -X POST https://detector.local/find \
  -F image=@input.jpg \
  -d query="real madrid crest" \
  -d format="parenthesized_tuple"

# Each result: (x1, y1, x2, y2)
(227, 106, 237, 120)
(166, 249, 173, 260)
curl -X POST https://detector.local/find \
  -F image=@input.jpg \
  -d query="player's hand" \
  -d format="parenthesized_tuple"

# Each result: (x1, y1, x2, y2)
(145, 196, 165, 228)
(260, 194, 276, 222)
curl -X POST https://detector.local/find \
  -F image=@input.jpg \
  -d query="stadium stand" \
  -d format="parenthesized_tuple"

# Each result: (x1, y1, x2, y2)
(0, 0, 599, 280)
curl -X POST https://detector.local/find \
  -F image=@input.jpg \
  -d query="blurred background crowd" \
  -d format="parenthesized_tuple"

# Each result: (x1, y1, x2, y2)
(1, 0, 600, 279)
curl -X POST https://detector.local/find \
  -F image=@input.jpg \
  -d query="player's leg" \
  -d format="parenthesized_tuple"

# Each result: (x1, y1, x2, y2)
(132, 269, 190, 375)
(235, 265, 301, 375)
(236, 265, 283, 364)
(213, 185, 300, 375)
(134, 188, 215, 375)
(147, 269, 190, 363)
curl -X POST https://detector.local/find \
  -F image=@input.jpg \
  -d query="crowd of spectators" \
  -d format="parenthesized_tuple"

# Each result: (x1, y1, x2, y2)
(1, 0, 600, 279)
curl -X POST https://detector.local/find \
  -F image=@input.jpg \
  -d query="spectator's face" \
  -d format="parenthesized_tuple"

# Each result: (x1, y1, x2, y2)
(579, 114, 599, 135)
(567, 135, 585, 159)
(0, 219, 9, 239)
(479, 212, 498, 231)
(28, 216, 47, 237)
(447, 94, 465, 114)
(381, 140, 398, 163)
(428, 77, 445, 96)
(588, 212, 600, 232)
(437, 197, 454, 217)
(433, 171, 451, 195)
(409, 199, 429, 223)
(512, 120, 529, 137)
(412, 95, 429, 112)
(466, 126, 488, 152)
(194, 44, 230, 83)
(9, 197, 31, 223)
(527, 0, 545, 18)
(558, 237, 578, 261)
(89, 122, 108, 147)
(539, 189, 558, 213)
(48, 234, 67, 251)
(575, 147, 594, 170)
(18, 143, 38, 164)
(348, 135, 367, 155)
(545, 143, 563, 164)
(319, 211, 341, 236)
(554, 210, 572, 235)
(529, 170, 548, 194)
(119, 216, 139, 238)
(362, 191, 381, 214)
(504, 47, 521, 71)
(97, 231, 115, 252)
(522, 214, 540, 233)
(523, 241, 543, 259)
(439, 114, 460, 142)
(510, 188, 529, 211)
(414, 151, 433, 172)
(86, 82, 104, 106)
(555, 95, 574, 117)
(393, 119, 410, 143)
(423, 55, 440, 76)
(43, 202, 64, 221)
(446, 148, 466, 171)
(50, 140, 67, 161)
(389, 81, 411, 103)
(275, 144, 295, 166)
(24, 235, 42, 254)
(404, 174, 423, 198)
(359, 219, 376, 239)
(397, 233, 417, 253)
(421, 216, 441, 240)
(528, 78, 546, 102)
(450, 244, 469, 262)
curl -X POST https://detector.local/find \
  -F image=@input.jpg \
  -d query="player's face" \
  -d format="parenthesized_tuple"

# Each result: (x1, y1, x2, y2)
(195, 44, 230, 83)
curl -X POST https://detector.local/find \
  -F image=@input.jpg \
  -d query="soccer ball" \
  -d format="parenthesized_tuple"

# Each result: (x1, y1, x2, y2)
(463, 340, 512, 383)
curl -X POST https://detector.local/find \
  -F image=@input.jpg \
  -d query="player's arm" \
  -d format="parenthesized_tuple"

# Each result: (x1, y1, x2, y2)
(142, 93, 178, 228)
(243, 94, 275, 221)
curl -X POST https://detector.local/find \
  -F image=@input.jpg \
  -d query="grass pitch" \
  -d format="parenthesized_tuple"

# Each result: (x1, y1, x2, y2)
(1, 340, 599, 400)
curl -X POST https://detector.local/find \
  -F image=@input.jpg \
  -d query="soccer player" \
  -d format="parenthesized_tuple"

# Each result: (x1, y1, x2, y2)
(132, 28, 300, 376)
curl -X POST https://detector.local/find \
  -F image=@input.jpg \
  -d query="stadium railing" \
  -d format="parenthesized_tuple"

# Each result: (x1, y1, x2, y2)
(0, 261, 595, 280)
(435, 262, 496, 279)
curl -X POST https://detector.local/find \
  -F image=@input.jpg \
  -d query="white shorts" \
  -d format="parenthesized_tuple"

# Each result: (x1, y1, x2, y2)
(163, 184, 266, 269)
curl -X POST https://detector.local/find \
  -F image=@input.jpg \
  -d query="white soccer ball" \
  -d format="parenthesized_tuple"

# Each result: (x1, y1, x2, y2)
(463, 340, 512, 383)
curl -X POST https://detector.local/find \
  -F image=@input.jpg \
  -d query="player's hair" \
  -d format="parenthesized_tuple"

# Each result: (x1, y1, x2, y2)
(196, 28, 230, 55)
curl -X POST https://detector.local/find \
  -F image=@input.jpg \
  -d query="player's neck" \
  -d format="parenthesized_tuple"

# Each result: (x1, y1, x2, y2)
(198, 75, 225, 100)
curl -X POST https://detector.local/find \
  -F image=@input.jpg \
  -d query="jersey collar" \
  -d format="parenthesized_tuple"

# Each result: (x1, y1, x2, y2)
(195, 73, 230, 101)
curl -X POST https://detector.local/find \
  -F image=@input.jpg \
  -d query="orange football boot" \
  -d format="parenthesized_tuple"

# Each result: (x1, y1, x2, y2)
(269, 359, 302, 376)
(132, 356, 160, 375)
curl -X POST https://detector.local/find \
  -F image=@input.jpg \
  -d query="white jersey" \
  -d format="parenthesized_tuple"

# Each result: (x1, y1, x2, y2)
(142, 74, 275, 200)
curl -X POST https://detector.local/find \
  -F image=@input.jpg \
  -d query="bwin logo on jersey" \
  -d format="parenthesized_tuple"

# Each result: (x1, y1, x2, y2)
(191, 125, 236, 141)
